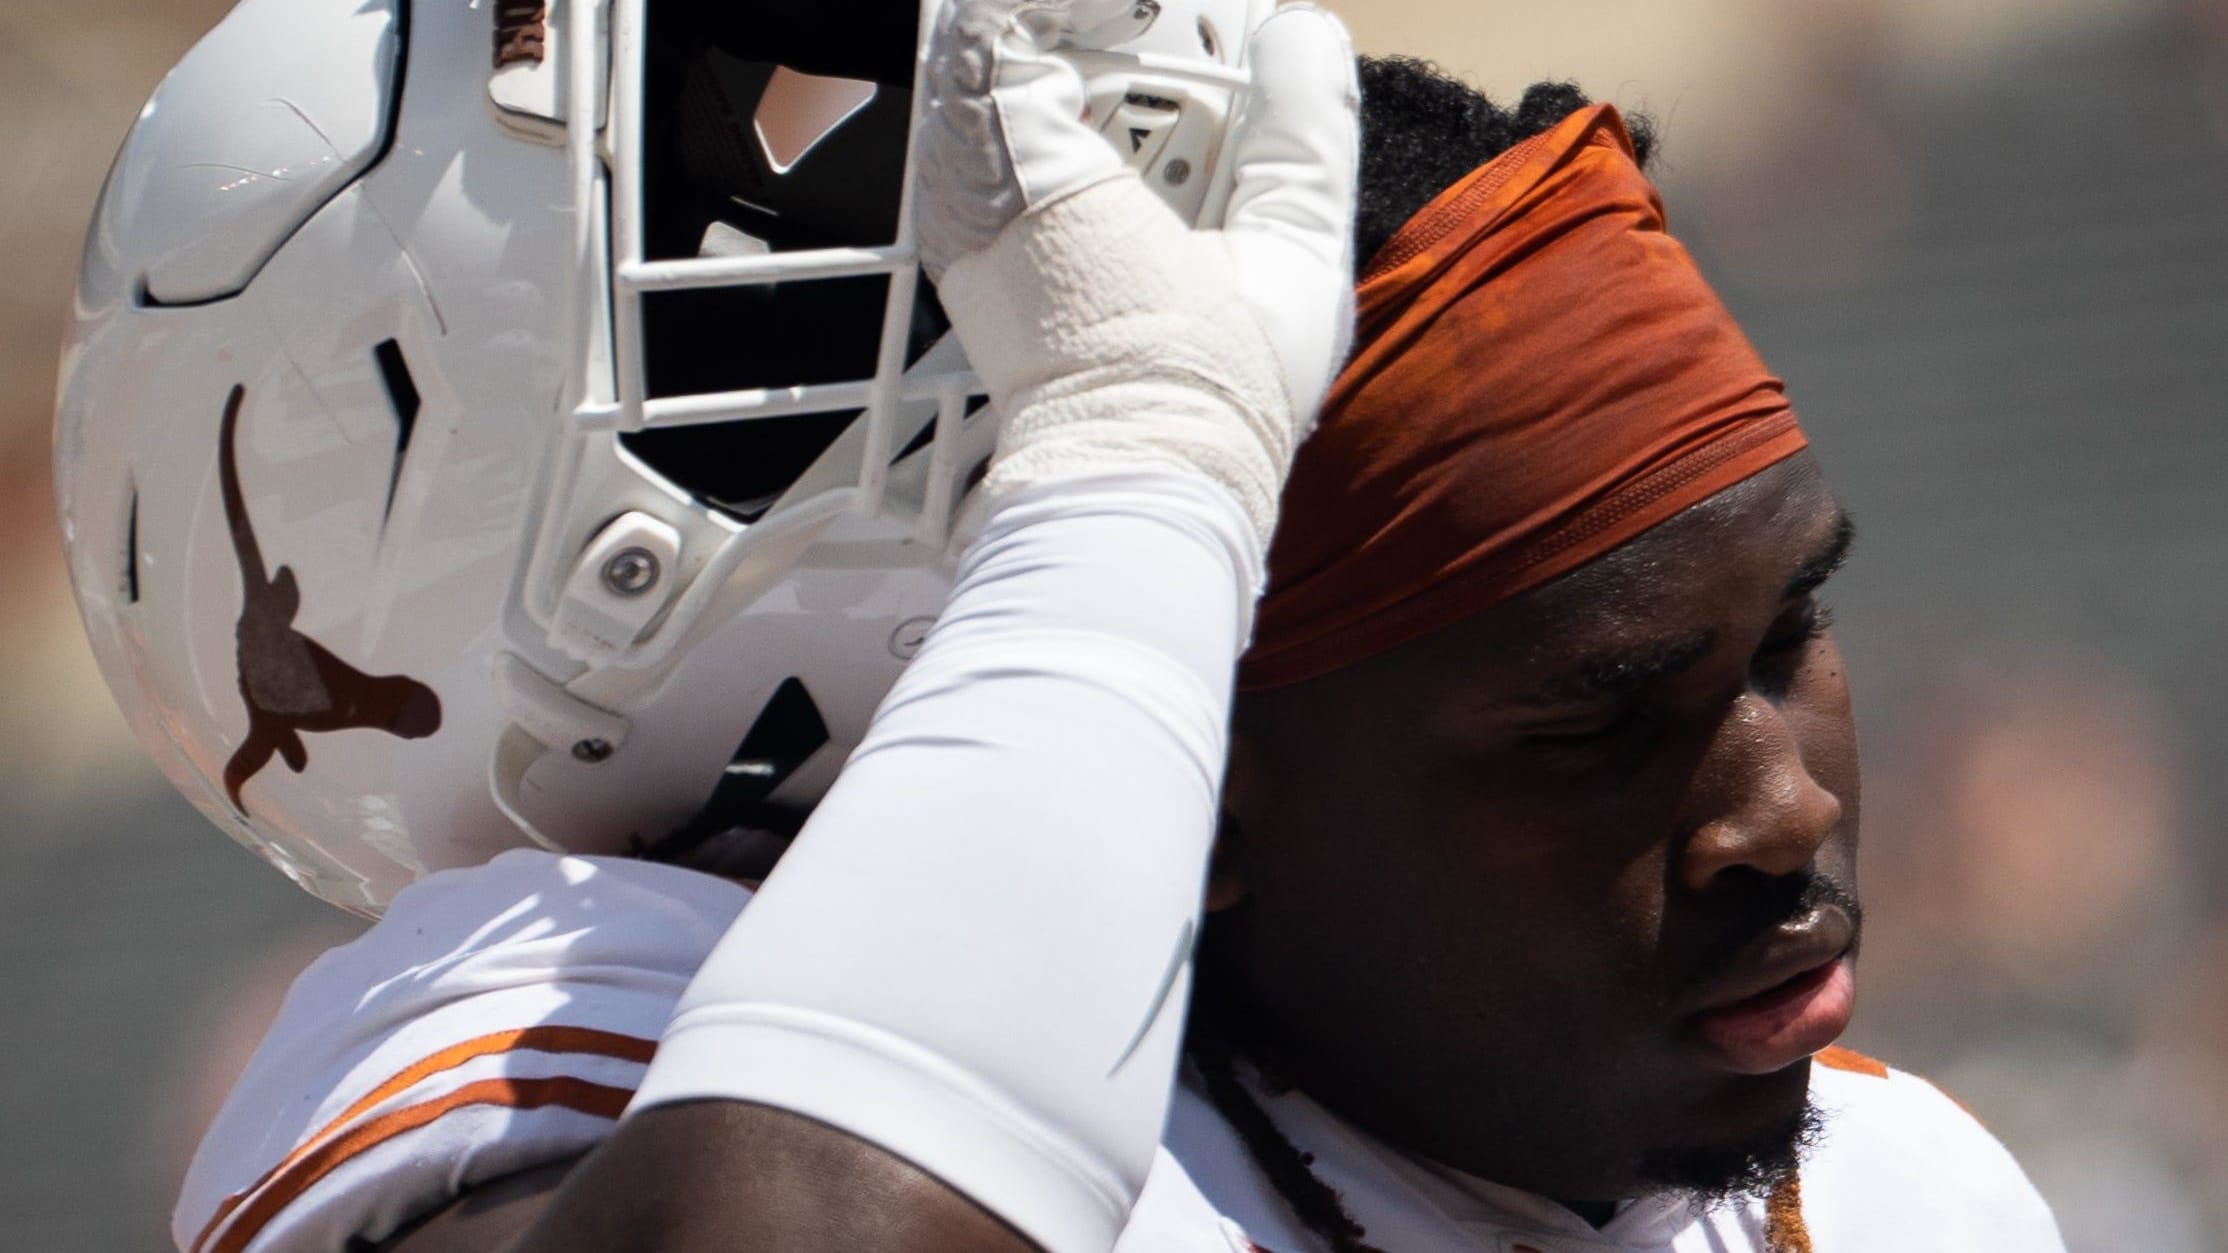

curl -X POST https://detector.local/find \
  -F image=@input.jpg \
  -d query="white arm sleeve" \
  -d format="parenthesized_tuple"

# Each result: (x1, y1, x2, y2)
(627, 470, 1261, 1253)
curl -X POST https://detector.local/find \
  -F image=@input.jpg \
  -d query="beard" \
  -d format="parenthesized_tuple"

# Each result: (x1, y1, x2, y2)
(1631, 1097, 1824, 1209)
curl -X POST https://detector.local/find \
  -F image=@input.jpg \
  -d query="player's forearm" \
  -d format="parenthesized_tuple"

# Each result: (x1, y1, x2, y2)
(503, 1104, 1038, 1253)
(377, 1104, 1038, 1253)
(624, 474, 1254, 1252)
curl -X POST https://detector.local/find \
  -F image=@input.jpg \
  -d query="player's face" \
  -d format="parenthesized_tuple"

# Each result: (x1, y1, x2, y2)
(1210, 452, 1860, 1205)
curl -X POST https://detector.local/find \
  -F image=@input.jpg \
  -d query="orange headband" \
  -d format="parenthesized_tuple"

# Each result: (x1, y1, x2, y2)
(1240, 105, 1808, 690)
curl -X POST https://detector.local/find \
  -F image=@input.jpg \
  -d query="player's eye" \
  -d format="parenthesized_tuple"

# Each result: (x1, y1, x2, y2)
(1759, 598, 1834, 657)
(1521, 704, 1644, 750)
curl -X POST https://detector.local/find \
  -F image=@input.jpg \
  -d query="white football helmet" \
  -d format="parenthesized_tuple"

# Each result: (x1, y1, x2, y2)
(55, 0, 1272, 913)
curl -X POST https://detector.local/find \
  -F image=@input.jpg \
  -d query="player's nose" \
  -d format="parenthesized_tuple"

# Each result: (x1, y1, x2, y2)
(1678, 691, 1843, 892)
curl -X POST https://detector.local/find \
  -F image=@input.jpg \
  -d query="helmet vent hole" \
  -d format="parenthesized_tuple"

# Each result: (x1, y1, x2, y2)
(1197, 16, 1220, 60)
(123, 483, 140, 605)
(642, 676, 831, 867)
(372, 338, 421, 524)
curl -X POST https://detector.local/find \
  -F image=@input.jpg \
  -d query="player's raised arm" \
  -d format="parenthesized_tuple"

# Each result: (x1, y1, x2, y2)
(510, 2, 1360, 1250)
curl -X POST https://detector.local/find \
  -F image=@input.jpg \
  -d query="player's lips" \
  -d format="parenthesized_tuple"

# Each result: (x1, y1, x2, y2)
(1684, 907, 1857, 1075)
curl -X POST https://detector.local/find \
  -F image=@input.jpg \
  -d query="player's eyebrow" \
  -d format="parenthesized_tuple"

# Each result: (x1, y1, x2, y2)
(1785, 511, 1857, 600)
(1510, 512, 1854, 710)
(1513, 629, 1720, 709)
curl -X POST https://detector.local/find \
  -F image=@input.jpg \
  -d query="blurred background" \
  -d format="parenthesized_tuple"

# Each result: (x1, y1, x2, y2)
(2, 0, 2222, 1247)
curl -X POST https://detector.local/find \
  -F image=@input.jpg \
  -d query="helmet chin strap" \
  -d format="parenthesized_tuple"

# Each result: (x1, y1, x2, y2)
(637, 673, 828, 868)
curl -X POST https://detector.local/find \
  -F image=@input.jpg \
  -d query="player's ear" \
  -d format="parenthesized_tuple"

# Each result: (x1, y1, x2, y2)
(1205, 738, 1256, 913)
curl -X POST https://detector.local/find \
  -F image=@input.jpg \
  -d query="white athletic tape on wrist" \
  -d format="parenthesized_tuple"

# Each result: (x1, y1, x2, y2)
(941, 176, 1304, 547)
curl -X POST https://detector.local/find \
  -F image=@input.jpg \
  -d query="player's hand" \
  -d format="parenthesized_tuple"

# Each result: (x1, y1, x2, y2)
(915, 0, 1138, 269)
(918, 0, 1361, 545)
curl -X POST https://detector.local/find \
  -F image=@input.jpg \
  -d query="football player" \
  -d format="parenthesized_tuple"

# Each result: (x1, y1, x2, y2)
(58, 0, 2067, 1249)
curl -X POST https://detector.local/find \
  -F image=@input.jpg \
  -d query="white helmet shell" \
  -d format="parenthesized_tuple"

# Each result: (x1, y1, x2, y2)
(56, 0, 1269, 913)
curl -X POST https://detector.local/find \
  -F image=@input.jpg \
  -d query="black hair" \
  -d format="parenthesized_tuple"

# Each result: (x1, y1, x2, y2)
(1189, 59, 1660, 1253)
(1188, 981, 1389, 1253)
(1353, 57, 1657, 269)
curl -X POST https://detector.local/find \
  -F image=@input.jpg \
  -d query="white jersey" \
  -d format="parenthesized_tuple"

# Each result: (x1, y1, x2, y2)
(178, 852, 2065, 1253)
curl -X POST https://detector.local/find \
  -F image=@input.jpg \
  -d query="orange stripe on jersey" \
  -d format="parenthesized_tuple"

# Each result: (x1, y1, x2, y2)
(191, 1026, 654, 1253)
(1814, 1045, 1889, 1078)
(205, 1074, 635, 1253)
(1814, 1045, 1993, 1132)
(1764, 1172, 1813, 1253)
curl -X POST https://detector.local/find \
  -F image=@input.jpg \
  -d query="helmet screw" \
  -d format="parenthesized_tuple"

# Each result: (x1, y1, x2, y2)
(889, 615, 937, 660)
(572, 738, 615, 763)
(1132, 0, 1159, 24)
(601, 547, 660, 597)
(1161, 157, 1192, 187)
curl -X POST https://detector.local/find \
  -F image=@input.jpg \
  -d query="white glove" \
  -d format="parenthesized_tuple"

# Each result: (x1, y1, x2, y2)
(918, 0, 1361, 547)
